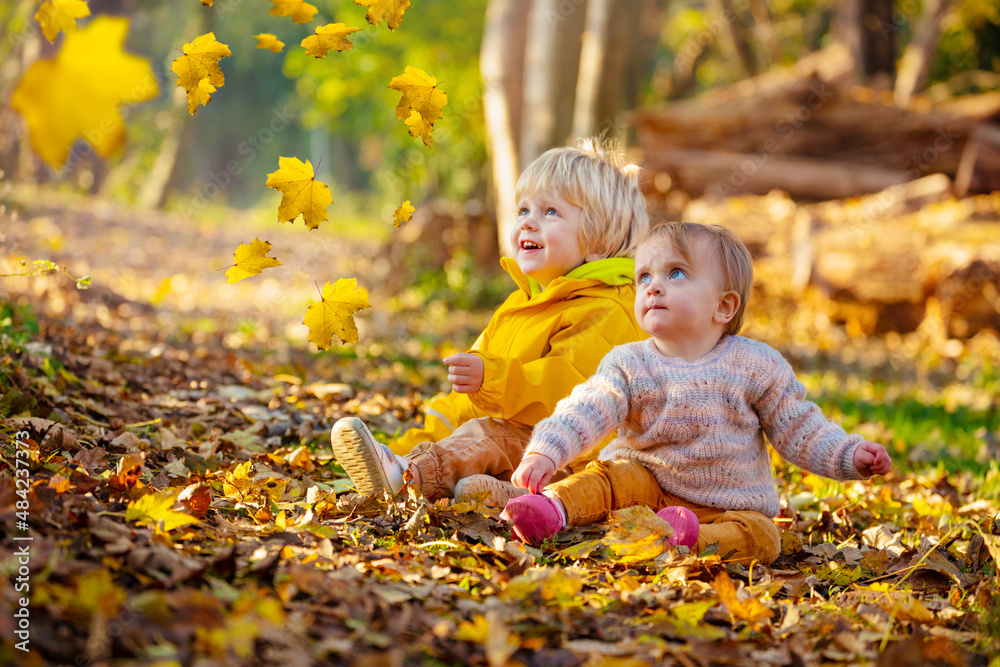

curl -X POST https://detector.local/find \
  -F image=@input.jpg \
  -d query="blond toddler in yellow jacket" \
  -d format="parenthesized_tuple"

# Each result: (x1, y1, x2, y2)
(331, 138, 650, 502)
(504, 222, 892, 565)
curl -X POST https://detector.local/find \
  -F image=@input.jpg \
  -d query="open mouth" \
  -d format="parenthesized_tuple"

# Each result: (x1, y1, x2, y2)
(520, 240, 542, 250)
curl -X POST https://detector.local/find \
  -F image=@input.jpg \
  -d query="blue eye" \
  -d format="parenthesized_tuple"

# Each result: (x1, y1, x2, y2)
(637, 274, 651, 284)
(518, 208, 529, 216)
(669, 269, 686, 280)
(546, 207, 558, 216)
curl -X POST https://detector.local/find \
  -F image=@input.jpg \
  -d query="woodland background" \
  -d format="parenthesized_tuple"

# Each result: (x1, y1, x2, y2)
(1, 0, 1000, 665)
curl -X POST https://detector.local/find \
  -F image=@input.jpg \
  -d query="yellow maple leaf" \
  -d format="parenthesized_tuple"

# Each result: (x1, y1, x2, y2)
(125, 488, 200, 533)
(221, 461, 288, 508)
(711, 570, 774, 625)
(171, 32, 231, 115)
(303, 278, 371, 349)
(222, 460, 260, 505)
(254, 33, 285, 53)
(10, 17, 159, 168)
(393, 200, 415, 228)
(388, 66, 447, 144)
(201, 0, 214, 5)
(602, 505, 675, 564)
(225, 238, 282, 285)
(388, 66, 447, 122)
(35, 0, 91, 43)
(354, 0, 411, 31)
(286, 445, 315, 471)
(187, 78, 217, 114)
(301, 23, 361, 57)
(268, 0, 318, 24)
(265, 156, 333, 229)
(403, 109, 435, 147)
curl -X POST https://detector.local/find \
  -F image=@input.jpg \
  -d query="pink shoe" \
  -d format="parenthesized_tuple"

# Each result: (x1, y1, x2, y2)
(501, 494, 564, 545)
(656, 506, 699, 548)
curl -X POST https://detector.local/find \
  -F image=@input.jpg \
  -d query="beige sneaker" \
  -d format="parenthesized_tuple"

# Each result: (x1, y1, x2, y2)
(331, 417, 406, 498)
(454, 474, 527, 505)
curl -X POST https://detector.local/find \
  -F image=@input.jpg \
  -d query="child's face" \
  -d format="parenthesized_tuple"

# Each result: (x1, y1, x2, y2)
(634, 234, 730, 353)
(511, 191, 589, 285)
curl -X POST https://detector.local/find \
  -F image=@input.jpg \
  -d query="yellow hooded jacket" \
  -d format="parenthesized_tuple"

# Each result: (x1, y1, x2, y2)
(393, 256, 647, 467)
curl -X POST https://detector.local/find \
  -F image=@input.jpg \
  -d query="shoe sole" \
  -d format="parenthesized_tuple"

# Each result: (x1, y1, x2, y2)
(454, 474, 527, 505)
(330, 418, 391, 498)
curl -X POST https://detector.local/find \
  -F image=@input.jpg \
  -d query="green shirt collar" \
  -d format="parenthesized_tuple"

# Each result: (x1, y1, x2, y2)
(501, 257, 635, 297)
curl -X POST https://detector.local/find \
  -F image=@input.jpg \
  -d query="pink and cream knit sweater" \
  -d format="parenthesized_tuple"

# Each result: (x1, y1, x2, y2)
(526, 336, 865, 517)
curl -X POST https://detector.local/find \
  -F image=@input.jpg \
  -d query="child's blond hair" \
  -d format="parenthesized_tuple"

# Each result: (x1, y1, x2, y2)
(642, 222, 754, 335)
(515, 137, 649, 259)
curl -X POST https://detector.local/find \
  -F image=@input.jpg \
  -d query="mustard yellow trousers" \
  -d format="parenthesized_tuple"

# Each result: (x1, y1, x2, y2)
(547, 459, 782, 565)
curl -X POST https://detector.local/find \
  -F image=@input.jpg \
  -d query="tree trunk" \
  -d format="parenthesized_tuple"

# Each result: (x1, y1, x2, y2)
(520, 0, 587, 167)
(705, 0, 757, 78)
(836, 0, 897, 82)
(520, 0, 561, 167)
(138, 8, 208, 210)
(574, 0, 663, 139)
(748, 0, 780, 72)
(0, 1, 35, 178)
(861, 0, 896, 80)
(481, 0, 530, 255)
(571, 0, 612, 140)
(894, 0, 953, 107)
(834, 0, 864, 81)
(484, 0, 652, 253)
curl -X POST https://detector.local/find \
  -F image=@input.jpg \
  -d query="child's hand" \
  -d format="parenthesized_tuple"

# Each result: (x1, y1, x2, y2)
(512, 453, 556, 494)
(443, 353, 485, 393)
(854, 441, 892, 477)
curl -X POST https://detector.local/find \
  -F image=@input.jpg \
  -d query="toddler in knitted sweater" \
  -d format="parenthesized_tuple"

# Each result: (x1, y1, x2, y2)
(502, 222, 892, 565)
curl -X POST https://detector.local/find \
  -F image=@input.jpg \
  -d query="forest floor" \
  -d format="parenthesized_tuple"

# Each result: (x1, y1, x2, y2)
(1, 190, 999, 667)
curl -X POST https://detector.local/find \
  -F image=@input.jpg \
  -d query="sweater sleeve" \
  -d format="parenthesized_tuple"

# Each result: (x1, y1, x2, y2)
(752, 345, 864, 481)
(523, 347, 633, 469)
(470, 301, 635, 426)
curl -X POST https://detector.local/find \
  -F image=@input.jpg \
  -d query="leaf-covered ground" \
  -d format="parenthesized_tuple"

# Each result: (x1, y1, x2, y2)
(1, 193, 999, 666)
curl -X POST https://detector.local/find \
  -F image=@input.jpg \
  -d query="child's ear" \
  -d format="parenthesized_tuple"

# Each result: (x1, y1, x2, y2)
(584, 250, 605, 262)
(714, 291, 740, 324)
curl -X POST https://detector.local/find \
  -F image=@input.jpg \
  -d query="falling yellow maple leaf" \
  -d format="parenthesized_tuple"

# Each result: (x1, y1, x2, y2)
(354, 0, 411, 31)
(303, 278, 371, 349)
(268, 0, 318, 24)
(187, 78, 217, 114)
(172, 32, 229, 92)
(301, 23, 361, 57)
(393, 200, 415, 229)
(403, 109, 435, 147)
(35, 0, 91, 43)
(254, 33, 285, 53)
(388, 66, 447, 145)
(265, 156, 333, 230)
(125, 488, 200, 533)
(225, 238, 282, 285)
(171, 32, 231, 115)
(10, 17, 159, 168)
(388, 66, 447, 122)
(201, 0, 214, 5)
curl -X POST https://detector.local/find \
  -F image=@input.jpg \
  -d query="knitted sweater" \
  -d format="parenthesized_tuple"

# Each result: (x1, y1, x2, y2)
(526, 336, 865, 517)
